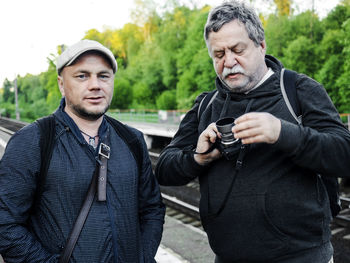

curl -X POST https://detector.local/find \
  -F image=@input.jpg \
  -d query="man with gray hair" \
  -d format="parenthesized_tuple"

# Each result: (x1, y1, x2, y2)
(0, 39, 165, 262)
(156, 1, 350, 262)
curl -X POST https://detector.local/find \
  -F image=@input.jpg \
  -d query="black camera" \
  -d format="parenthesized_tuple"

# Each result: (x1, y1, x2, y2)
(215, 117, 241, 160)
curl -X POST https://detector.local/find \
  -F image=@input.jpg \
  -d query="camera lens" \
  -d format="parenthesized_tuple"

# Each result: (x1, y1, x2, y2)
(216, 117, 239, 147)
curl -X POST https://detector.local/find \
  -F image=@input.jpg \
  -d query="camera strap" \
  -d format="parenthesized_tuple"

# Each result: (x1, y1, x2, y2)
(97, 143, 110, 201)
(211, 99, 254, 216)
(59, 133, 110, 263)
(191, 144, 217, 155)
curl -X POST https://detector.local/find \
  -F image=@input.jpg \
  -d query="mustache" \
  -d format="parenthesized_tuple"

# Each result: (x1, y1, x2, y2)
(222, 66, 245, 78)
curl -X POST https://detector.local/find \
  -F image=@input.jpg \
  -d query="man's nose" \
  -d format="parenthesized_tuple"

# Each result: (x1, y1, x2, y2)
(224, 51, 237, 68)
(89, 75, 100, 89)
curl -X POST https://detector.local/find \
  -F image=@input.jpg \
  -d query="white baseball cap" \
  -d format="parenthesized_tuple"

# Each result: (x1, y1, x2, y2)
(56, 39, 117, 74)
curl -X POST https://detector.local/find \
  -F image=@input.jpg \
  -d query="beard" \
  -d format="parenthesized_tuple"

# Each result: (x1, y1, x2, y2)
(71, 103, 110, 121)
(220, 65, 253, 93)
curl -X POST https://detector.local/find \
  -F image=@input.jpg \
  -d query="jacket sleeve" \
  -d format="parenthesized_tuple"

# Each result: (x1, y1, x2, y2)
(274, 74, 350, 177)
(155, 93, 209, 186)
(136, 132, 165, 262)
(0, 125, 59, 262)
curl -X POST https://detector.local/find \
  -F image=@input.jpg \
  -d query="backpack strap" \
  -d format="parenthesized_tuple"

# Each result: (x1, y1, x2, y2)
(34, 114, 143, 190)
(197, 90, 218, 120)
(280, 69, 341, 217)
(280, 68, 302, 125)
(105, 115, 143, 174)
(34, 114, 56, 200)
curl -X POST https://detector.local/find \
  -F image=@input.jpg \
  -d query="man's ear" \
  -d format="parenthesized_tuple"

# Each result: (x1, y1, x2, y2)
(57, 75, 65, 97)
(260, 40, 267, 55)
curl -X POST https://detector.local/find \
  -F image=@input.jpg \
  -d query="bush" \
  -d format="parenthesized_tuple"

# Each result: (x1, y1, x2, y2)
(156, 90, 177, 110)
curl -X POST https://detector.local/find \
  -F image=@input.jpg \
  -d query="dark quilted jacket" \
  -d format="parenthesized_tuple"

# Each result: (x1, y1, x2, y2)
(0, 101, 165, 262)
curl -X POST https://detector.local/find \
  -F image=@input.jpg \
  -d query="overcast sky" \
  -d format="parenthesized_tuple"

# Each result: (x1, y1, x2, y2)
(0, 0, 340, 86)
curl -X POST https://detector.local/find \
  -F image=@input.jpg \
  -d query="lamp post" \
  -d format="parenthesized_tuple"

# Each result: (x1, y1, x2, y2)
(14, 77, 20, 120)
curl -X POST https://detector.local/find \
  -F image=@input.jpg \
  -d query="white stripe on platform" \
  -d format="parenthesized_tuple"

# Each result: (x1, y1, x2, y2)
(0, 137, 7, 148)
(155, 245, 189, 263)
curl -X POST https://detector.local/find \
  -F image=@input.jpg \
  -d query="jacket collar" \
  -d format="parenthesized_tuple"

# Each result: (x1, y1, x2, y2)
(54, 98, 108, 149)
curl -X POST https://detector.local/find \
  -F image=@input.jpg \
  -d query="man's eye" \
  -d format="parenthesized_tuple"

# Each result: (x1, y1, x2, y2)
(99, 75, 109, 79)
(76, 74, 87, 79)
(233, 48, 244, 54)
(215, 52, 224, 59)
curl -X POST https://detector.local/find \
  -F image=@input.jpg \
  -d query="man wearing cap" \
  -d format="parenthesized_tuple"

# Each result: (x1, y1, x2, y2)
(0, 39, 165, 262)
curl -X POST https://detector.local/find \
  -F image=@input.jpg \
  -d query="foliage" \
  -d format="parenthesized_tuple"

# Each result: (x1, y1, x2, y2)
(175, 6, 215, 109)
(156, 90, 177, 110)
(1, 0, 350, 122)
(2, 79, 14, 104)
(42, 57, 61, 113)
(111, 71, 133, 109)
(282, 36, 318, 77)
(273, 0, 291, 16)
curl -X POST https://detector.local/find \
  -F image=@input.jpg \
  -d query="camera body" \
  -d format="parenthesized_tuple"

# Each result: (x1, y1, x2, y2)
(215, 117, 241, 160)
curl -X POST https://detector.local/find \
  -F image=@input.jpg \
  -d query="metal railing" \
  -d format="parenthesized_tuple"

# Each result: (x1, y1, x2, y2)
(108, 109, 186, 125)
(109, 110, 350, 130)
(340, 113, 350, 130)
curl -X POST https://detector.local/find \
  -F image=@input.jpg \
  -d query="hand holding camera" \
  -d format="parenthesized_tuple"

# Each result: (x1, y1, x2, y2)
(194, 123, 222, 165)
(194, 112, 281, 165)
(194, 117, 241, 164)
(232, 112, 281, 144)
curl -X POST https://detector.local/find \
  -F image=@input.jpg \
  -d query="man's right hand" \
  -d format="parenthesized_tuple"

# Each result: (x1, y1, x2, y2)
(194, 122, 222, 165)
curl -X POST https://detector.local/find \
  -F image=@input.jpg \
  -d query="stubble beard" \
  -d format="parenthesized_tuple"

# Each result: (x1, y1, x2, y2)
(222, 76, 253, 93)
(71, 103, 110, 121)
(220, 67, 261, 94)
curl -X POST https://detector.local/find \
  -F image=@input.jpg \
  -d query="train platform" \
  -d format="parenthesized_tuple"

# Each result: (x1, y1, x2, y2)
(158, 214, 215, 263)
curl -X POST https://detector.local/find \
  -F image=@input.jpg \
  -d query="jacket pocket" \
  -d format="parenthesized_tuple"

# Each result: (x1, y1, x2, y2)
(201, 193, 290, 261)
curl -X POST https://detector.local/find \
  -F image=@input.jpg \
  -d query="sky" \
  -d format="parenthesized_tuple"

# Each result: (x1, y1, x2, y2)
(0, 0, 341, 86)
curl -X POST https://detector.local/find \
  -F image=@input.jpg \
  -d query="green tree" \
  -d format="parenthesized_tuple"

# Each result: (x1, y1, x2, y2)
(282, 36, 318, 77)
(265, 15, 291, 57)
(132, 81, 154, 109)
(2, 79, 14, 103)
(176, 6, 215, 109)
(336, 18, 350, 113)
(43, 58, 61, 113)
(156, 90, 177, 110)
(315, 30, 345, 108)
(156, 6, 192, 89)
(111, 72, 133, 109)
(274, 0, 292, 16)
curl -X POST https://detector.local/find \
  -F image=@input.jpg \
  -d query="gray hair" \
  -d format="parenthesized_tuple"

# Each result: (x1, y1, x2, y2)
(204, 0, 265, 48)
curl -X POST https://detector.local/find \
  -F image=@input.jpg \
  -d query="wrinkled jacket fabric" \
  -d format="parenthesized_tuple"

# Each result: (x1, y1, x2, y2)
(155, 55, 350, 262)
(0, 101, 165, 262)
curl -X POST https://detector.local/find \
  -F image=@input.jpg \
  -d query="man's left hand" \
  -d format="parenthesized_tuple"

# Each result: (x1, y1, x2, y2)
(232, 112, 281, 144)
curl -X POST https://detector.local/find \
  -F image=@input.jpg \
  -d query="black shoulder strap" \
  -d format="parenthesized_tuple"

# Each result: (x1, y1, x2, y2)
(35, 114, 143, 181)
(197, 90, 218, 120)
(281, 69, 341, 217)
(35, 114, 56, 196)
(280, 68, 302, 124)
(105, 115, 143, 174)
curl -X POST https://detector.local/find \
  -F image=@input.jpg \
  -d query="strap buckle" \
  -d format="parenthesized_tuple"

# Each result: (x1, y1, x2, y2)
(98, 143, 110, 159)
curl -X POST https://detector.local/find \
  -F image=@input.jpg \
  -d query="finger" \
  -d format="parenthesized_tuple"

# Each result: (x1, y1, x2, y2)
(232, 119, 258, 133)
(241, 134, 266, 144)
(207, 129, 218, 143)
(234, 112, 259, 124)
(234, 127, 263, 140)
(208, 122, 217, 129)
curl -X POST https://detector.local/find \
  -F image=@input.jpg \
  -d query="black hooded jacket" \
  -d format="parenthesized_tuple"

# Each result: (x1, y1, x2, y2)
(155, 55, 350, 262)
